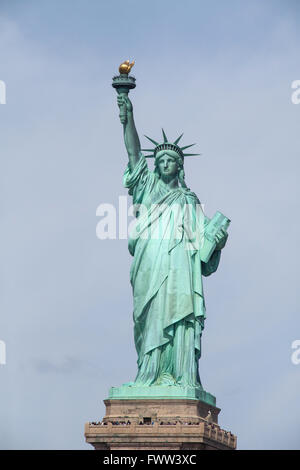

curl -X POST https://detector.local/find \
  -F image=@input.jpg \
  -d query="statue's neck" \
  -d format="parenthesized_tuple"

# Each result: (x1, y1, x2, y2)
(160, 175, 179, 190)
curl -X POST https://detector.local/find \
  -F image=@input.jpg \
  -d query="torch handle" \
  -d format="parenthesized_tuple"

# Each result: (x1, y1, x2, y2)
(117, 90, 129, 124)
(112, 72, 136, 124)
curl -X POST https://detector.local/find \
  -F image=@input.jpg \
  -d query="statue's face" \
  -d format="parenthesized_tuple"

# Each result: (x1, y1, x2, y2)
(157, 152, 178, 179)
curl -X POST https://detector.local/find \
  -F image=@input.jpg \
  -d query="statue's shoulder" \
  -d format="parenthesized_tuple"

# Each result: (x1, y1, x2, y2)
(180, 188, 200, 204)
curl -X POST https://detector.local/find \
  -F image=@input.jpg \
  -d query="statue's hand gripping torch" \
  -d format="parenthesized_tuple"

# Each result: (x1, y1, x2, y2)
(112, 60, 136, 125)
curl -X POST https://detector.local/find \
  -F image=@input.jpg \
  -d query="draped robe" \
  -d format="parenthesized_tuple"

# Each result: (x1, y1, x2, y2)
(124, 154, 221, 388)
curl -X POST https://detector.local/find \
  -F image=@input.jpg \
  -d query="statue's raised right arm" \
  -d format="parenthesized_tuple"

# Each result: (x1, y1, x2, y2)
(117, 95, 141, 170)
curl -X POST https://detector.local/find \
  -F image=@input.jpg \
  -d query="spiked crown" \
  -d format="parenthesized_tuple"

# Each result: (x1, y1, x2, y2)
(142, 129, 200, 160)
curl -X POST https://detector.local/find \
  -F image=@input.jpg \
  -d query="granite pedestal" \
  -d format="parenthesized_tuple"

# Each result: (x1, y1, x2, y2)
(85, 391, 237, 450)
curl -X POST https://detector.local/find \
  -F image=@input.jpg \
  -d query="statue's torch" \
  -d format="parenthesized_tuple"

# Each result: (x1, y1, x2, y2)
(112, 60, 136, 123)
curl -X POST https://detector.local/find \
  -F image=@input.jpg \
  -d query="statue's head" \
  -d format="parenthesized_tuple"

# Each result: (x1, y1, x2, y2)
(154, 150, 184, 184)
(142, 130, 200, 189)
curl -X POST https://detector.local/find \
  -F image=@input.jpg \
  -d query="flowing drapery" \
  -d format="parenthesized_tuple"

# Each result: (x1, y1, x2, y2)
(124, 154, 220, 387)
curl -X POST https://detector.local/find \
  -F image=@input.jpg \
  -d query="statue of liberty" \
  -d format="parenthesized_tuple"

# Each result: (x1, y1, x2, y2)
(110, 62, 229, 400)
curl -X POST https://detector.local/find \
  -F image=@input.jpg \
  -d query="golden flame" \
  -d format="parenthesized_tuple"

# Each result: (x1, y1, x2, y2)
(119, 60, 135, 74)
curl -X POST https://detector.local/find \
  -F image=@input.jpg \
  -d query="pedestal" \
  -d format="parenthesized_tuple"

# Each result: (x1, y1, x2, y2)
(85, 397, 237, 450)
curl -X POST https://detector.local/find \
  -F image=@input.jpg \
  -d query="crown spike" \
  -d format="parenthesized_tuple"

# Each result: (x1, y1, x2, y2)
(182, 153, 201, 157)
(173, 133, 184, 145)
(162, 128, 168, 143)
(144, 135, 159, 146)
(180, 144, 196, 151)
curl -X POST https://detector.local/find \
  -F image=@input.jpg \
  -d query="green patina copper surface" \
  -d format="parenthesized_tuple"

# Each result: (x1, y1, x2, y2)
(110, 64, 229, 404)
(109, 385, 216, 406)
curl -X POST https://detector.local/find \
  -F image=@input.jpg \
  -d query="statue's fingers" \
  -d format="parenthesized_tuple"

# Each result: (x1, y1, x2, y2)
(221, 231, 228, 240)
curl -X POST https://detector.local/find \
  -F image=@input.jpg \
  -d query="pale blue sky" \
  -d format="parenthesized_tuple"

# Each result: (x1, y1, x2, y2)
(0, 0, 300, 449)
